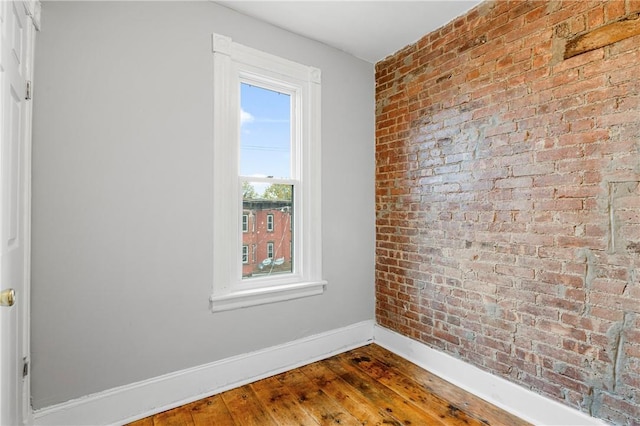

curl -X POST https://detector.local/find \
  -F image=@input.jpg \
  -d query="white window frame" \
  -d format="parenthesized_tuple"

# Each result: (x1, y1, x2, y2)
(266, 242, 274, 259)
(242, 245, 249, 264)
(211, 34, 326, 312)
(266, 213, 274, 232)
(242, 214, 249, 233)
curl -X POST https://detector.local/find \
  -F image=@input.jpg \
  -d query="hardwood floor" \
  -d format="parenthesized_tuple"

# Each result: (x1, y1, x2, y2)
(127, 344, 531, 426)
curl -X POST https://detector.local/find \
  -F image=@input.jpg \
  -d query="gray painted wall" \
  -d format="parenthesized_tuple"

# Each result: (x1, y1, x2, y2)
(31, 1, 375, 409)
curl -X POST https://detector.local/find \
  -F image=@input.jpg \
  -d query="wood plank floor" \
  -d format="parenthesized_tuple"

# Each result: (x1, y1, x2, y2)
(127, 344, 531, 426)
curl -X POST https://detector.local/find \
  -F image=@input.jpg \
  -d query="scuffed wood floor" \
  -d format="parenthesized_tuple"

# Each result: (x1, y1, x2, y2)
(127, 344, 530, 425)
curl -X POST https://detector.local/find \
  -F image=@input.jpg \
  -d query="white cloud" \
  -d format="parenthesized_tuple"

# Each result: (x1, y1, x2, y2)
(241, 109, 254, 125)
(246, 175, 269, 197)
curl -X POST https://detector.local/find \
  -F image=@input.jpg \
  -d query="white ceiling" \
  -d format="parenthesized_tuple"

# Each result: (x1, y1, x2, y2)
(216, 1, 483, 63)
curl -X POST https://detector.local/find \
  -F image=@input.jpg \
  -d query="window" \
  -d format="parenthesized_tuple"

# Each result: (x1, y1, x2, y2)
(242, 245, 249, 264)
(211, 34, 326, 312)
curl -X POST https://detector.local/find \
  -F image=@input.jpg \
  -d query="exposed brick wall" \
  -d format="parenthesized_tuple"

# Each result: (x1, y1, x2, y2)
(375, 1, 640, 424)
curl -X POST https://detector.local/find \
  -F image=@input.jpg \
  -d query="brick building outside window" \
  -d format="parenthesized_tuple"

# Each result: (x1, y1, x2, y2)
(241, 199, 292, 277)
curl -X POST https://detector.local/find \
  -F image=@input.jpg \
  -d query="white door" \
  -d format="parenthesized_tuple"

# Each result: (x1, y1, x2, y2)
(0, 1, 35, 424)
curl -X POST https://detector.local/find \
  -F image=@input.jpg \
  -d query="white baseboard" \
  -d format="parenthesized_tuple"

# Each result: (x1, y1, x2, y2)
(373, 325, 606, 426)
(32, 321, 607, 426)
(33, 320, 375, 426)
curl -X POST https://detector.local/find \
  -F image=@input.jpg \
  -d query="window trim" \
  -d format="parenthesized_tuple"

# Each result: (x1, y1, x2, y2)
(242, 214, 249, 233)
(266, 214, 274, 232)
(210, 34, 326, 312)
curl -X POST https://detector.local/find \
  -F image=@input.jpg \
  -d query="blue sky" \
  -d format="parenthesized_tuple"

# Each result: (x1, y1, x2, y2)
(240, 83, 291, 182)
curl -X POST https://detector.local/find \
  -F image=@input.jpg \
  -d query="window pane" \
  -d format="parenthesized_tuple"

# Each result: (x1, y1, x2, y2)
(242, 246, 249, 264)
(240, 83, 291, 179)
(242, 181, 293, 279)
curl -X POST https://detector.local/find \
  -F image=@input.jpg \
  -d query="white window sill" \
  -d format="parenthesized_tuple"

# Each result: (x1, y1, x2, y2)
(210, 280, 327, 312)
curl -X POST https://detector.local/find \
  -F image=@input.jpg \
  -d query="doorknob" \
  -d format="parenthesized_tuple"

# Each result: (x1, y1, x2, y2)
(0, 288, 15, 307)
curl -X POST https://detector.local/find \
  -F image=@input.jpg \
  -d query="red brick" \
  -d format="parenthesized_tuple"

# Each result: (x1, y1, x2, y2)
(375, 1, 640, 424)
(557, 129, 610, 146)
(535, 146, 584, 162)
(495, 176, 534, 189)
(587, 6, 605, 29)
(630, 0, 640, 13)
(604, 1, 626, 20)
(495, 264, 535, 279)
(536, 199, 584, 211)
(552, 49, 605, 74)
